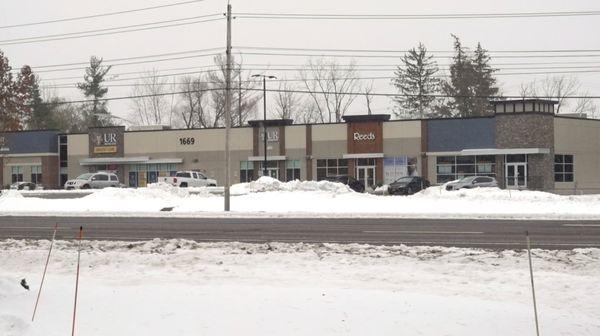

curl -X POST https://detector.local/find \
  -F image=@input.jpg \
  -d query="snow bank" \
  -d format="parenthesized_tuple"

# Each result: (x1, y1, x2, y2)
(2, 182, 600, 219)
(0, 239, 598, 336)
(230, 176, 352, 195)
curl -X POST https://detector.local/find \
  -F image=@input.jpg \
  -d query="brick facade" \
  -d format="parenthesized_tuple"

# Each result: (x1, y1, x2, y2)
(495, 113, 554, 191)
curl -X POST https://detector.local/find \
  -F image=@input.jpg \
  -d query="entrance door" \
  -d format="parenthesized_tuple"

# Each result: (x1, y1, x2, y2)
(506, 163, 527, 189)
(356, 166, 376, 189)
(259, 161, 279, 180)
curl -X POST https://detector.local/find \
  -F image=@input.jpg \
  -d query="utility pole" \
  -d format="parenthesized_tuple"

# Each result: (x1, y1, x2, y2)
(224, 3, 232, 211)
(262, 76, 267, 176)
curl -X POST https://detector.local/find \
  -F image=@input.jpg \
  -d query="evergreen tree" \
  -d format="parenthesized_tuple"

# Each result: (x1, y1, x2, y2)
(392, 43, 441, 119)
(441, 35, 500, 117)
(0, 50, 19, 131)
(15, 65, 37, 129)
(441, 35, 474, 117)
(472, 43, 499, 115)
(77, 56, 112, 127)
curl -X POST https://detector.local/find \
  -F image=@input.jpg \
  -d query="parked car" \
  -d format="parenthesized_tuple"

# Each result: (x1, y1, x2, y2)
(323, 175, 365, 193)
(388, 176, 430, 195)
(64, 172, 120, 190)
(10, 182, 43, 190)
(445, 176, 498, 191)
(162, 171, 217, 188)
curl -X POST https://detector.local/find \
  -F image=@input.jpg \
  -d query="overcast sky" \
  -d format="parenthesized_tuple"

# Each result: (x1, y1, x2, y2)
(0, 0, 598, 121)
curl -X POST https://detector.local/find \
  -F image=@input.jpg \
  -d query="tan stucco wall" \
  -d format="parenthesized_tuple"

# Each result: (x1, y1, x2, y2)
(67, 134, 89, 156)
(2, 156, 43, 186)
(125, 128, 253, 154)
(312, 123, 346, 141)
(383, 120, 421, 139)
(554, 118, 600, 194)
(285, 125, 306, 149)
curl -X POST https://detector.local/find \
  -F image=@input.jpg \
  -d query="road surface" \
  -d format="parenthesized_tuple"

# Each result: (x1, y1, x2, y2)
(1, 216, 599, 249)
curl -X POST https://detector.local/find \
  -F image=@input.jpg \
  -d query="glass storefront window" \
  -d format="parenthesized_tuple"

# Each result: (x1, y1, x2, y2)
(31, 165, 42, 184)
(554, 154, 574, 182)
(316, 159, 348, 181)
(240, 161, 254, 183)
(286, 160, 301, 181)
(436, 155, 496, 182)
(11, 166, 23, 183)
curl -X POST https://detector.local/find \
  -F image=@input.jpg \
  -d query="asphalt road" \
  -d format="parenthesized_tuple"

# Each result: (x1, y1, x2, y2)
(1, 216, 599, 250)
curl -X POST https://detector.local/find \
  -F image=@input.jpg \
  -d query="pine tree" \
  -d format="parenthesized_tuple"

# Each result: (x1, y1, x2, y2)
(441, 35, 475, 117)
(15, 65, 37, 129)
(441, 36, 500, 117)
(392, 43, 441, 119)
(77, 56, 112, 127)
(472, 43, 499, 116)
(0, 50, 18, 131)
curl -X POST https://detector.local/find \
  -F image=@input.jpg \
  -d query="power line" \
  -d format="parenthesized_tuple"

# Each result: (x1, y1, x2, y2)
(39, 65, 600, 84)
(0, 15, 224, 46)
(30, 87, 600, 107)
(235, 10, 600, 20)
(0, 0, 208, 29)
(240, 51, 600, 59)
(14, 47, 600, 75)
(236, 46, 600, 54)
(15, 48, 224, 73)
(30, 52, 223, 75)
(41, 68, 600, 91)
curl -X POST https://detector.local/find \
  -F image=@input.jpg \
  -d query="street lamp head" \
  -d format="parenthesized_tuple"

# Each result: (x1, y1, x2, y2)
(251, 74, 277, 80)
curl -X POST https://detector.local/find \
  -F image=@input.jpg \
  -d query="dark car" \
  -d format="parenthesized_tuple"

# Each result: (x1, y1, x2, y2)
(10, 182, 42, 190)
(388, 176, 430, 195)
(324, 175, 365, 193)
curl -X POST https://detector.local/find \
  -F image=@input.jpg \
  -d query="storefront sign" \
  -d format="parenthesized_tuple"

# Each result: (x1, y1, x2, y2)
(92, 133, 118, 153)
(353, 132, 376, 141)
(260, 129, 279, 142)
(89, 127, 124, 158)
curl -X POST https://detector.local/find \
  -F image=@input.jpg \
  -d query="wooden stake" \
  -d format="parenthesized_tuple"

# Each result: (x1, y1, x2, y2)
(72, 226, 83, 336)
(32, 223, 58, 321)
(526, 231, 541, 336)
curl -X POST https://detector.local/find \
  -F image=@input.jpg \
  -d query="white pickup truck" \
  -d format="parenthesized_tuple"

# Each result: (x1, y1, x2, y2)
(162, 171, 217, 187)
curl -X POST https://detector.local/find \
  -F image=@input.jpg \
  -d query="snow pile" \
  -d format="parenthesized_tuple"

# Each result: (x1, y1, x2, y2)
(230, 176, 352, 195)
(0, 239, 599, 336)
(2, 182, 600, 219)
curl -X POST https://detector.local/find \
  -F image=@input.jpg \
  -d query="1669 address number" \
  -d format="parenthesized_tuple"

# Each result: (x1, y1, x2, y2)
(179, 137, 195, 145)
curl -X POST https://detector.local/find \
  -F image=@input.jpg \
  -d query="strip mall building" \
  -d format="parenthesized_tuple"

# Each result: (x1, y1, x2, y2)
(1, 99, 598, 194)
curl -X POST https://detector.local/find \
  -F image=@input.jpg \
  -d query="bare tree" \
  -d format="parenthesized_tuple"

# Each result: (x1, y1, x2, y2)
(129, 70, 176, 126)
(177, 75, 210, 128)
(299, 58, 361, 123)
(573, 94, 598, 118)
(206, 55, 259, 127)
(273, 80, 301, 120)
(364, 81, 374, 115)
(520, 76, 580, 114)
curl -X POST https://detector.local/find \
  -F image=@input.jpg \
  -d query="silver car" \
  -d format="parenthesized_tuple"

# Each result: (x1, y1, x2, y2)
(445, 176, 498, 191)
(64, 172, 120, 190)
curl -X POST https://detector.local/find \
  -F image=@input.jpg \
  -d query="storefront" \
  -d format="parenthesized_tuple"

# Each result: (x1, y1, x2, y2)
(3, 98, 598, 194)
(0, 130, 60, 189)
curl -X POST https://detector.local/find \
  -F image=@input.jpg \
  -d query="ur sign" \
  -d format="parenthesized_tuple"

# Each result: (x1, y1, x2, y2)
(353, 132, 375, 141)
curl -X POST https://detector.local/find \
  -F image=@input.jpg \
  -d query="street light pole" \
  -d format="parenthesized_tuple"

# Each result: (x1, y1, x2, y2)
(252, 74, 276, 177)
(262, 76, 268, 176)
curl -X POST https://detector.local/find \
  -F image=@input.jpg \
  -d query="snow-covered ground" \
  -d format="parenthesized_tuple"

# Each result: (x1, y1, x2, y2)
(0, 239, 598, 336)
(1, 177, 600, 219)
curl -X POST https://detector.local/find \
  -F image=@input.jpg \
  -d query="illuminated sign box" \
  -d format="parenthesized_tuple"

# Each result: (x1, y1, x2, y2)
(93, 146, 118, 154)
